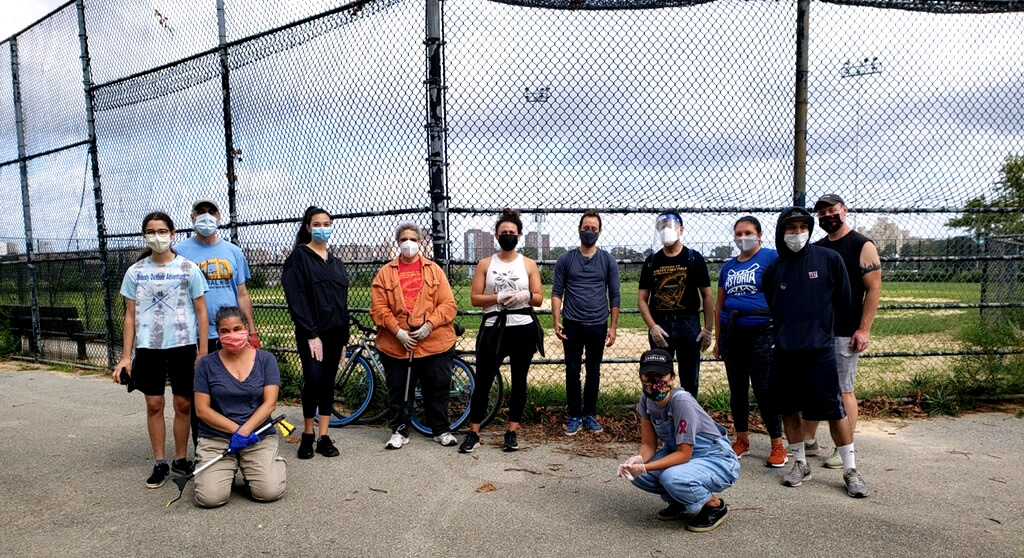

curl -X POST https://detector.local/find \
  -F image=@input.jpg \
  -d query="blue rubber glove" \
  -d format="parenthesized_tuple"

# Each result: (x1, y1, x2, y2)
(229, 430, 261, 453)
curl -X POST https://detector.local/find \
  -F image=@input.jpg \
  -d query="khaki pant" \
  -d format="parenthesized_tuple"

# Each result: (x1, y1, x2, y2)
(194, 435, 286, 507)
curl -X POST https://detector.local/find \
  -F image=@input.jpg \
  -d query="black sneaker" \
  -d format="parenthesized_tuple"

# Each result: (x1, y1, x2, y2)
(685, 499, 728, 533)
(656, 500, 688, 521)
(458, 432, 481, 454)
(502, 430, 519, 452)
(146, 463, 170, 489)
(297, 433, 315, 460)
(316, 435, 340, 457)
(170, 458, 193, 476)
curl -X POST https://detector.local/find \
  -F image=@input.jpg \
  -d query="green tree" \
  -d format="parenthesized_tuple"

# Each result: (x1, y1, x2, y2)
(711, 245, 734, 260)
(948, 154, 1024, 237)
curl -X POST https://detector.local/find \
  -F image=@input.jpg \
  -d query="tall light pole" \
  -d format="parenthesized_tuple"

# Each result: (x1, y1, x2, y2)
(840, 57, 883, 193)
(524, 86, 550, 262)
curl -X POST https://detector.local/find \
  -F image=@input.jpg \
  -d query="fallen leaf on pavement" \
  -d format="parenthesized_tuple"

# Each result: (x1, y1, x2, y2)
(476, 483, 497, 493)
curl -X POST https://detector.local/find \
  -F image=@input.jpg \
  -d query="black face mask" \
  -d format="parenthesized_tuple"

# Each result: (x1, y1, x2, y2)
(579, 230, 599, 246)
(497, 234, 518, 251)
(819, 214, 843, 234)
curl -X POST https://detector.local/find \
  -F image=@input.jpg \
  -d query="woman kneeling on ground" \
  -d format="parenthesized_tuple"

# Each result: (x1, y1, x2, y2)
(617, 349, 740, 533)
(193, 306, 286, 507)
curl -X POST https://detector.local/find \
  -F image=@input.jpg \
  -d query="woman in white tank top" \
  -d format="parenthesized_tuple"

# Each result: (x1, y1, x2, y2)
(459, 209, 543, 455)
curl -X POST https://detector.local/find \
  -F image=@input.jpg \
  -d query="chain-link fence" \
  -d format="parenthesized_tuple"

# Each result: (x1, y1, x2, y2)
(1, 0, 1022, 414)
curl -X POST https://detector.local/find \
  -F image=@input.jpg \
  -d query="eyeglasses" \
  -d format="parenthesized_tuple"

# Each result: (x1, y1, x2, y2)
(144, 229, 171, 236)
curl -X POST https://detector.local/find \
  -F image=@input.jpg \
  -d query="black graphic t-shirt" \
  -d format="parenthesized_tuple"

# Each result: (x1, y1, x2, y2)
(639, 247, 711, 318)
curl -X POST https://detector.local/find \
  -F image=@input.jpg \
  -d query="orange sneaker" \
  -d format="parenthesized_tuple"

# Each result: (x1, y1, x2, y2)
(765, 443, 789, 468)
(731, 438, 750, 457)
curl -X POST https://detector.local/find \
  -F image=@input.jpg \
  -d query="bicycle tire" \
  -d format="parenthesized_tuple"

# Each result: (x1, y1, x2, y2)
(356, 367, 390, 425)
(410, 358, 475, 436)
(329, 350, 374, 426)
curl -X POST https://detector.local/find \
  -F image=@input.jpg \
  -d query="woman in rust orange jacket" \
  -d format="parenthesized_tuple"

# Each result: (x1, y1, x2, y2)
(370, 223, 458, 450)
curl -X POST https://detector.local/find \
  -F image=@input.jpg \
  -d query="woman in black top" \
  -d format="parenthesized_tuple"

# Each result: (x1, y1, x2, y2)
(282, 206, 350, 459)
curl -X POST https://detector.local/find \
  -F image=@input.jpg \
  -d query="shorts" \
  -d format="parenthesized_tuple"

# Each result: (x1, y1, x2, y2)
(132, 345, 197, 397)
(769, 352, 845, 422)
(834, 337, 859, 393)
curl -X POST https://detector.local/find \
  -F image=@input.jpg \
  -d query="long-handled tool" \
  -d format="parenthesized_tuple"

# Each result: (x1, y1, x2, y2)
(166, 415, 295, 507)
(402, 313, 428, 423)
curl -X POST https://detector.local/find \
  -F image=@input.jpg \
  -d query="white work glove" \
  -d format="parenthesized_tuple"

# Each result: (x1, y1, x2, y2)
(698, 328, 713, 352)
(496, 291, 514, 306)
(510, 290, 532, 305)
(395, 329, 417, 351)
(617, 456, 647, 481)
(308, 337, 323, 361)
(411, 322, 433, 341)
(649, 325, 669, 348)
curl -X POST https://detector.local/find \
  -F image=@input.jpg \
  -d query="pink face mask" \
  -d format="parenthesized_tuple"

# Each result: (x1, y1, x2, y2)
(219, 330, 250, 354)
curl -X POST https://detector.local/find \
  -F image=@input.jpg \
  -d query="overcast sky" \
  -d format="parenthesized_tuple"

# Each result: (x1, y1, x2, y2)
(1, 0, 1022, 257)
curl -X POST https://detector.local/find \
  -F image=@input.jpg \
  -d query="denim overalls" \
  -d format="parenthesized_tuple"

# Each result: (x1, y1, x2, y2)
(631, 410, 741, 514)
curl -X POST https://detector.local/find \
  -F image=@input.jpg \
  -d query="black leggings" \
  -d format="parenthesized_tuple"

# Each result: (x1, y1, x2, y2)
(295, 327, 347, 420)
(471, 324, 535, 424)
(721, 322, 782, 439)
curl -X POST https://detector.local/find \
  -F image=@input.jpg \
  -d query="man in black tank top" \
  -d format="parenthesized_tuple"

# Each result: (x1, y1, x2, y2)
(802, 194, 882, 470)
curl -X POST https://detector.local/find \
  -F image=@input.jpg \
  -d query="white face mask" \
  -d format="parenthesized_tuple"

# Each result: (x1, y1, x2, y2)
(734, 236, 758, 252)
(784, 232, 809, 252)
(659, 227, 679, 247)
(399, 239, 419, 258)
(145, 233, 172, 254)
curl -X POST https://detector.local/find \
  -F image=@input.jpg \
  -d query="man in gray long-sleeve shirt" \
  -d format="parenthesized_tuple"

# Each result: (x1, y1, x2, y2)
(551, 211, 621, 435)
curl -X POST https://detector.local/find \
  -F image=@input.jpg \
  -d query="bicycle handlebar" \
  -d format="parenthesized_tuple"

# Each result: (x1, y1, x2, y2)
(349, 315, 466, 338)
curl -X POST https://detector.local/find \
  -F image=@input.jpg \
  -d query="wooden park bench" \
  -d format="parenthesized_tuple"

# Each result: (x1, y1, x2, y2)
(0, 305, 104, 360)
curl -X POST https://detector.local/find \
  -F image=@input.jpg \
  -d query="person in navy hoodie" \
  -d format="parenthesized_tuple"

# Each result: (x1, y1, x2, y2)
(762, 207, 869, 498)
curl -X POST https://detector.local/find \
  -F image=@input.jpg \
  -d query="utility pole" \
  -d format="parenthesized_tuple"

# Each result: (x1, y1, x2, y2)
(524, 86, 550, 261)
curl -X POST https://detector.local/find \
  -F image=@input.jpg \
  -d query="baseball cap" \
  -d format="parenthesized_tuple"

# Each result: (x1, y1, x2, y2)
(779, 206, 813, 227)
(192, 199, 220, 214)
(639, 349, 674, 376)
(813, 194, 845, 211)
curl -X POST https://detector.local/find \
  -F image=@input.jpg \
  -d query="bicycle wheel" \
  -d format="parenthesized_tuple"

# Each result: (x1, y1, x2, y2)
(356, 368, 390, 425)
(410, 358, 475, 436)
(330, 350, 373, 426)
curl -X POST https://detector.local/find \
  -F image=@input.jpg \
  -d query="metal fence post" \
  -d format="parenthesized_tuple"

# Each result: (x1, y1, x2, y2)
(217, 0, 239, 244)
(9, 37, 43, 361)
(425, 0, 449, 269)
(76, 0, 116, 367)
(793, 0, 810, 208)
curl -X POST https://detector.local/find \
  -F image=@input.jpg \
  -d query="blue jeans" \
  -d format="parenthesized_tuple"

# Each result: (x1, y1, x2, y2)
(562, 319, 607, 417)
(631, 434, 740, 515)
(650, 315, 702, 397)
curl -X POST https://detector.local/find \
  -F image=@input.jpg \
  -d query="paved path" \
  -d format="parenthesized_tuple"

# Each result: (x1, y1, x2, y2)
(0, 369, 1021, 557)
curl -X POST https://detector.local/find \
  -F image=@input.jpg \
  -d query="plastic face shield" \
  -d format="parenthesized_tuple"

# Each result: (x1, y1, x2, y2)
(655, 213, 682, 231)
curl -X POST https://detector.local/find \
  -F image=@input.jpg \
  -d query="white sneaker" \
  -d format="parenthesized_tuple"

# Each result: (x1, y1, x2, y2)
(434, 432, 457, 447)
(385, 431, 409, 450)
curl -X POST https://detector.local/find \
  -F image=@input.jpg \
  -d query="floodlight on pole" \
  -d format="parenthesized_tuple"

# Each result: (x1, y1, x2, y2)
(524, 86, 551, 262)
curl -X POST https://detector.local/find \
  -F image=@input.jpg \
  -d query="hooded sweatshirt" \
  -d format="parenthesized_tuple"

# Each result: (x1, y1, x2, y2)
(762, 207, 851, 359)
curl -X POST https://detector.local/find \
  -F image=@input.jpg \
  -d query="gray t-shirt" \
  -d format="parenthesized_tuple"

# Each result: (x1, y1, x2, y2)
(637, 388, 722, 447)
(193, 350, 281, 439)
(551, 248, 621, 324)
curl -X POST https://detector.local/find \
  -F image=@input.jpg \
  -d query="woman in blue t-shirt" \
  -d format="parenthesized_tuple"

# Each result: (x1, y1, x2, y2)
(193, 306, 285, 507)
(713, 216, 785, 468)
(617, 349, 739, 533)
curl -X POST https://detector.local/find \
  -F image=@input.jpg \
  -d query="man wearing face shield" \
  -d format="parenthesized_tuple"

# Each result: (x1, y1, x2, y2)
(801, 195, 882, 469)
(762, 207, 869, 498)
(176, 199, 259, 450)
(638, 211, 714, 397)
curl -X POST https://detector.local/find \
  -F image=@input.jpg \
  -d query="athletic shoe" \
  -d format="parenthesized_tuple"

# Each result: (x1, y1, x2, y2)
(685, 499, 728, 533)
(731, 438, 750, 457)
(656, 500, 688, 521)
(844, 468, 870, 498)
(804, 439, 820, 456)
(458, 432, 481, 454)
(823, 448, 843, 469)
(146, 463, 170, 489)
(782, 461, 812, 487)
(434, 432, 457, 447)
(385, 429, 409, 450)
(170, 458, 193, 476)
(565, 417, 583, 436)
(765, 444, 788, 468)
(297, 433, 315, 459)
(583, 415, 604, 433)
(502, 430, 519, 452)
(316, 435, 340, 457)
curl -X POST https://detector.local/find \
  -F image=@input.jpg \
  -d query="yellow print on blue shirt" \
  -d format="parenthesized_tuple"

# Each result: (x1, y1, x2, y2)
(198, 258, 234, 286)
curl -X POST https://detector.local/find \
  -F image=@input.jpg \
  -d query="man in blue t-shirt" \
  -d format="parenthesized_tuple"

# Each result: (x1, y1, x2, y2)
(175, 199, 259, 449)
(175, 199, 259, 353)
